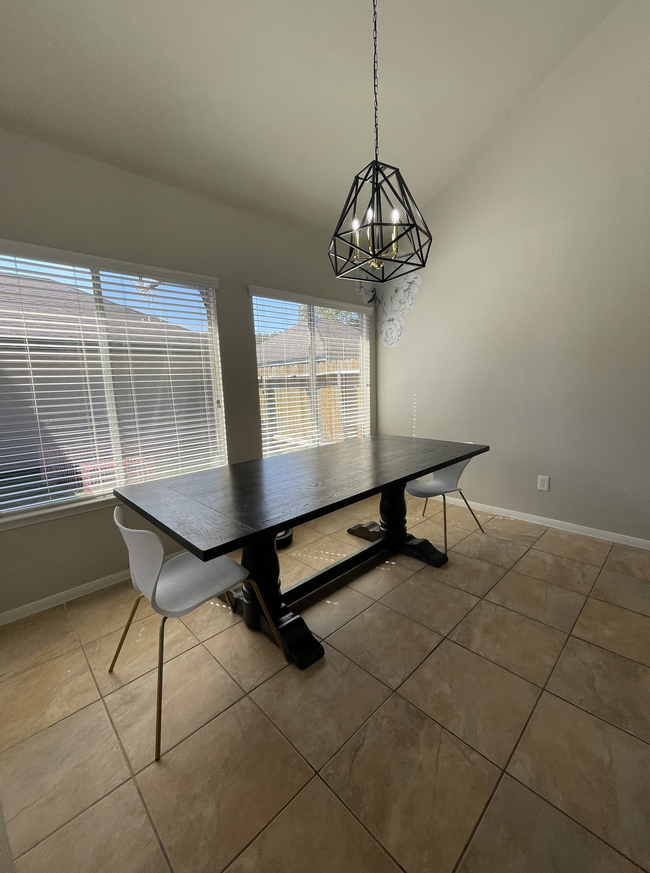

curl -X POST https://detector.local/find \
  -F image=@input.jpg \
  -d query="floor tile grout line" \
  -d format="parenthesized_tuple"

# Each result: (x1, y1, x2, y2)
(4, 527, 648, 869)
(216, 775, 320, 872)
(10, 778, 134, 864)
(530, 549, 613, 570)
(563, 629, 650, 672)
(325, 625, 442, 694)
(491, 562, 600, 596)
(449, 771, 506, 873)
(542, 686, 650, 750)
(312, 773, 410, 873)
(582, 592, 650, 622)
(450, 542, 619, 872)
(98, 634, 260, 774)
(515, 545, 611, 571)
(63, 591, 152, 648)
(430, 636, 550, 690)
(246, 668, 391, 776)
(70, 609, 176, 873)
(507, 772, 650, 872)
(0, 644, 89, 688)
(1, 610, 173, 869)
(199, 635, 278, 696)
(245, 692, 320, 774)
(0, 606, 81, 681)
(500, 541, 610, 760)
(468, 592, 577, 634)
(94, 601, 250, 690)
(450, 638, 576, 866)
(124, 688, 250, 777)
(127, 684, 317, 858)
(0, 699, 108, 760)
(448, 540, 613, 872)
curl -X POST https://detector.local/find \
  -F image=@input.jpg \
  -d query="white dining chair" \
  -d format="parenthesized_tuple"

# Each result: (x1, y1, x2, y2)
(405, 453, 484, 554)
(111, 506, 288, 760)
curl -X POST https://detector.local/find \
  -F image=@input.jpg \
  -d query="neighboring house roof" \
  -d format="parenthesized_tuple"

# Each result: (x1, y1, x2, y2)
(256, 318, 360, 366)
(0, 273, 206, 480)
(0, 273, 205, 343)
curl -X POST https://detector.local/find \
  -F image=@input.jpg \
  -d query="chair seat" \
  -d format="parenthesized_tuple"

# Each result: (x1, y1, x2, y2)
(405, 478, 449, 499)
(153, 551, 249, 618)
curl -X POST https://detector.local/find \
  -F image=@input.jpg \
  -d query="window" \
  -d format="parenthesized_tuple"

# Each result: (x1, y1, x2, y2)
(0, 244, 227, 513)
(251, 287, 371, 457)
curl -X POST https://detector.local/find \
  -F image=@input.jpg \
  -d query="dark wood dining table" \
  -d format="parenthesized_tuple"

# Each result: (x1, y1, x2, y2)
(114, 434, 489, 669)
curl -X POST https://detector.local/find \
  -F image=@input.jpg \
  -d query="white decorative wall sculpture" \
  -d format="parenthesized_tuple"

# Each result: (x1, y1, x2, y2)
(356, 273, 421, 347)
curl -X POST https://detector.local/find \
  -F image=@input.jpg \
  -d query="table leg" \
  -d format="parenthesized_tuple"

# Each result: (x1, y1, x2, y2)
(239, 533, 324, 670)
(348, 483, 448, 568)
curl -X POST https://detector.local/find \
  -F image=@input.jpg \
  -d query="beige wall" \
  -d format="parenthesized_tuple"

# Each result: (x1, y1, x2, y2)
(378, 0, 650, 539)
(0, 129, 366, 614)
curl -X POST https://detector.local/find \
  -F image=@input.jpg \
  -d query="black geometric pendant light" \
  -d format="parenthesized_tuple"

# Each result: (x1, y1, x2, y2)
(328, 0, 432, 283)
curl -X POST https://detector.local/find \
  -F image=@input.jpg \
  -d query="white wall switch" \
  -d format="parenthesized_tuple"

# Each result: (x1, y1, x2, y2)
(538, 475, 550, 491)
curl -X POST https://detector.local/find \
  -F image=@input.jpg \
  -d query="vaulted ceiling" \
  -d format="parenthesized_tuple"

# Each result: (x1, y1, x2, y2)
(0, 0, 621, 230)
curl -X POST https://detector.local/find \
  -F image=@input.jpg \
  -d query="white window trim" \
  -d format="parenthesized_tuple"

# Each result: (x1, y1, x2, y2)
(0, 238, 223, 528)
(248, 285, 373, 316)
(0, 493, 120, 531)
(2, 238, 220, 291)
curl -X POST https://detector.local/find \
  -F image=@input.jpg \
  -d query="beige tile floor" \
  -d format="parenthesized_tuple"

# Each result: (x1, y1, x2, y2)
(1, 496, 650, 872)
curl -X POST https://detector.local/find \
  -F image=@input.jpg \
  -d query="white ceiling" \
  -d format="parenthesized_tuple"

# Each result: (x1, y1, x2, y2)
(0, 0, 621, 230)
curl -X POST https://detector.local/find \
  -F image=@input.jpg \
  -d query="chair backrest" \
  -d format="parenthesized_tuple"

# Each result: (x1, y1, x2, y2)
(114, 506, 165, 604)
(430, 457, 472, 492)
(430, 441, 478, 492)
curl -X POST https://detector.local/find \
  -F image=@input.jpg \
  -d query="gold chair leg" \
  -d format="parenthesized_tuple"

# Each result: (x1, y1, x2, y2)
(109, 594, 143, 673)
(155, 616, 167, 762)
(224, 590, 236, 611)
(247, 579, 290, 664)
(459, 490, 484, 533)
(442, 493, 448, 554)
(422, 497, 428, 516)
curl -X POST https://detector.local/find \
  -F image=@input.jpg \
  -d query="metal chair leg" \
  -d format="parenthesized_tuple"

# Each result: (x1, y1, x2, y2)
(442, 494, 448, 554)
(155, 616, 167, 762)
(109, 593, 143, 673)
(247, 578, 290, 664)
(459, 490, 484, 533)
(422, 497, 428, 516)
(224, 590, 236, 611)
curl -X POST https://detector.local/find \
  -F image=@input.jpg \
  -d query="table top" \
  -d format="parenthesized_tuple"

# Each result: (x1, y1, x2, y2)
(114, 435, 489, 560)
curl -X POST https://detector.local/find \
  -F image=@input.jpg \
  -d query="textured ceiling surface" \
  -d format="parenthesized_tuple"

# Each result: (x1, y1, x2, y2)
(0, 0, 621, 229)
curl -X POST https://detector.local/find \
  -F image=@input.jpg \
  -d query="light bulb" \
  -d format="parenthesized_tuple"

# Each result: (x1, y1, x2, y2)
(366, 208, 373, 222)
(351, 217, 361, 262)
(391, 209, 400, 259)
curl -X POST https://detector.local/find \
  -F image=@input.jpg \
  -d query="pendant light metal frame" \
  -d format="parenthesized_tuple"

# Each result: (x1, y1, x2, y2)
(328, 0, 432, 283)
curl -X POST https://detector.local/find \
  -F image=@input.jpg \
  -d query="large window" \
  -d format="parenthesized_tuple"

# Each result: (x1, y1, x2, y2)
(251, 287, 371, 457)
(0, 244, 227, 513)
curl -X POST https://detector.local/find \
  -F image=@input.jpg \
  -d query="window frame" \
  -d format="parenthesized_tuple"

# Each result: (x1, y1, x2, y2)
(249, 285, 376, 457)
(0, 238, 226, 527)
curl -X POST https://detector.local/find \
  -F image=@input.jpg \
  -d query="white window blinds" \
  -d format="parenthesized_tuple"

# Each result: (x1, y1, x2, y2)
(252, 292, 370, 457)
(0, 249, 227, 513)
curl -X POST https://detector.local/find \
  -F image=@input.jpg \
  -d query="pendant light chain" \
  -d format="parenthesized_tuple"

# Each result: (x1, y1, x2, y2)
(328, 0, 432, 282)
(373, 0, 379, 162)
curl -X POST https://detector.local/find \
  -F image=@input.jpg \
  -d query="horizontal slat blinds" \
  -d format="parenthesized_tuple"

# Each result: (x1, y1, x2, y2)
(0, 251, 227, 513)
(252, 295, 370, 457)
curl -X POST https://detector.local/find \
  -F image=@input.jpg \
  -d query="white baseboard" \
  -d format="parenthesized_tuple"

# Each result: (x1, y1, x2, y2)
(0, 569, 130, 626)
(0, 549, 185, 626)
(3, 500, 649, 628)
(438, 495, 650, 551)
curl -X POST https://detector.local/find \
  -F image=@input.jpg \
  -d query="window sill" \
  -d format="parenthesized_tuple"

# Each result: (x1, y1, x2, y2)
(0, 494, 119, 532)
